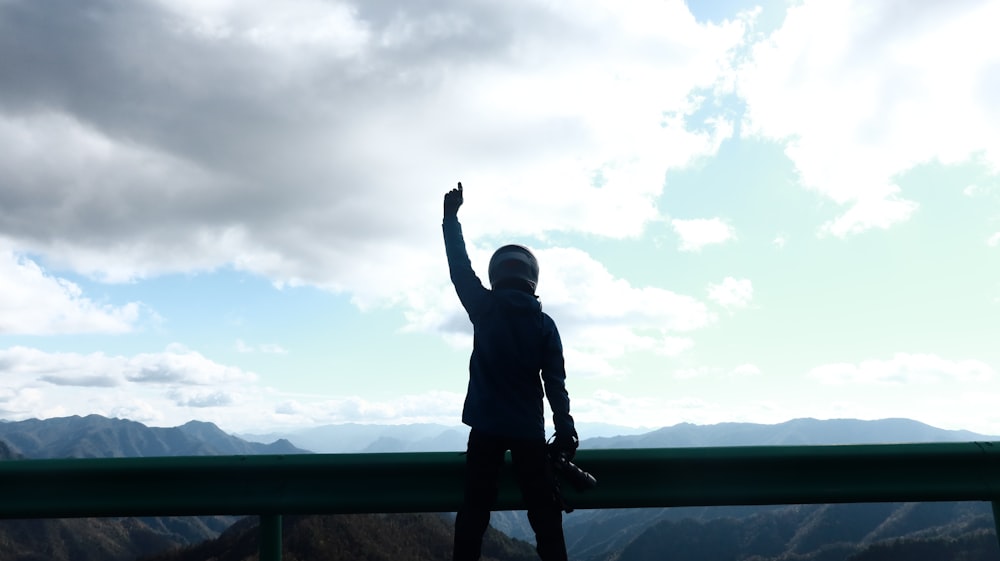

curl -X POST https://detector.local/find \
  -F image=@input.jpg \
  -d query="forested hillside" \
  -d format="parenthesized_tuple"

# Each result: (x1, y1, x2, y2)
(139, 514, 537, 561)
(597, 503, 999, 561)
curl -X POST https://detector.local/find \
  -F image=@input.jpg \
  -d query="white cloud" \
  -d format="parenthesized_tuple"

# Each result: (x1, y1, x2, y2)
(573, 389, 790, 429)
(408, 244, 712, 379)
(0, 113, 238, 282)
(168, 389, 236, 408)
(129, 346, 258, 385)
(0, 341, 472, 430)
(0, 345, 256, 389)
(0, 1, 755, 390)
(963, 184, 993, 197)
(808, 353, 995, 386)
(423, 246, 712, 377)
(0, 245, 142, 335)
(671, 218, 736, 251)
(0, 0, 747, 310)
(272, 391, 465, 426)
(109, 400, 167, 427)
(574, 390, 667, 427)
(730, 364, 761, 377)
(673, 367, 711, 380)
(707, 277, 753, 309)
(236, 339, 288, 354)
(673, 362, 760, 380)
(819, 192, 918, 238)
(739, 0, 1000, 236)
(4, 341, 998, 434)
(575, 361, 1000, 434)
(658, 337, 696, 357)
(539, 248, 712, 331)
(0, 344, 271, 429)
(162, 0, 372, 57)
(988, 232, 1000, 247)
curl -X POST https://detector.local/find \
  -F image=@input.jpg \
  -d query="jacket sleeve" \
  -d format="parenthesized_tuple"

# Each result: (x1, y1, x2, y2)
(541, 318, 576, 438)
(443, 215, 489, 317)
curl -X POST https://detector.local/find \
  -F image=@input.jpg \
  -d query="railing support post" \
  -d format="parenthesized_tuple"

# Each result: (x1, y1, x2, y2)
(260, 514, 282, 561)
(992, 501, 1000, 551)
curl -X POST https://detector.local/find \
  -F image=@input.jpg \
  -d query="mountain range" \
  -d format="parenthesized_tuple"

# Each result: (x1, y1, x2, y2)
(602, 502, 999, 561)
(238, 417, 997, 454)
(0, 414, 305, 458)
(583, 417, 994, 448)
(238, 421, 652, 453)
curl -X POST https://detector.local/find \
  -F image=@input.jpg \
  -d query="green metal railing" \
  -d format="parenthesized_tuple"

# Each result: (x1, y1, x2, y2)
(2, 442, 1000, 560)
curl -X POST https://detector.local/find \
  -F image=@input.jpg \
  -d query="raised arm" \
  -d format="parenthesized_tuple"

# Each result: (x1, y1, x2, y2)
(442, 182, 488, 315)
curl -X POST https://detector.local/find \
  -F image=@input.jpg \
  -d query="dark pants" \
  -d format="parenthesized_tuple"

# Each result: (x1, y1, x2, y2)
(453, 429, 568, 561)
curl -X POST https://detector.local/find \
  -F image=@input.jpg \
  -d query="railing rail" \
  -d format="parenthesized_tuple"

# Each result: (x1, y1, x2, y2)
(3, 442, 1000, 560)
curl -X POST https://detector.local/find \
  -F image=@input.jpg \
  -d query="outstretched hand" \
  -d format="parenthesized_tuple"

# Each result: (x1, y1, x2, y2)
(444, 181, 463, 218)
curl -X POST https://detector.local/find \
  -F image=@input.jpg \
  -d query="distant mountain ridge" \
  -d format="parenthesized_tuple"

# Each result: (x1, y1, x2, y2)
(239, 421, 651, 453)
(604, 502, 998, 561)
(240, 422, 470, 453)
(585, 417, 997, 449)
(238, 417, 998, 455)
(1, 414, 992, 459)
(0, 414, 306, 458)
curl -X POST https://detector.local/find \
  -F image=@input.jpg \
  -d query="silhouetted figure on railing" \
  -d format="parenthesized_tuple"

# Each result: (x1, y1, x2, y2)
(443, 182, 578, 561)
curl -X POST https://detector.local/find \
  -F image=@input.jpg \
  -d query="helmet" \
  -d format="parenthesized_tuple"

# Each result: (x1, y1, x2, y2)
(488, 244, 539, 292)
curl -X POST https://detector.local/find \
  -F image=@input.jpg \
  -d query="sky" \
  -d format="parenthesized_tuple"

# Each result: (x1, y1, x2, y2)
(0, 0, 998, 436)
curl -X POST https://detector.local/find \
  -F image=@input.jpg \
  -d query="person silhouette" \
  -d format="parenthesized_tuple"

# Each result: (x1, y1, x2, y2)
(442, 182, 578, 561)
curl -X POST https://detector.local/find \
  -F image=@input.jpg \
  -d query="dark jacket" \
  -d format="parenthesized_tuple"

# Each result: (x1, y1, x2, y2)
(443, 215, 575, 441)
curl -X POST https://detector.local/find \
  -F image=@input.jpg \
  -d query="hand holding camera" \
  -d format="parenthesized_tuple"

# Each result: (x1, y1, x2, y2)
(548, 432, 596, 492)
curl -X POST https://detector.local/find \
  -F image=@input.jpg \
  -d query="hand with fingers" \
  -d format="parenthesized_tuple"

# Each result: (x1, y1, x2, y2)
(444, 181, 463, 218)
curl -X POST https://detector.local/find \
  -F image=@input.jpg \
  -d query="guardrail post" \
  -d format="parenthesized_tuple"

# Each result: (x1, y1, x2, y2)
(260, 514, 282, 561)
(992, 502, 1000, 551)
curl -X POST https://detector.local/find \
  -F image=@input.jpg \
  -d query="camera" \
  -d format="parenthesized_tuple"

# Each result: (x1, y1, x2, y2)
(549, 449, 597, 492)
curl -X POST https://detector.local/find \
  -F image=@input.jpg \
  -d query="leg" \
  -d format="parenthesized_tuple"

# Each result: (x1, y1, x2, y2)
(454, 430, 505, 561)
(511, 440, 568, 561)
